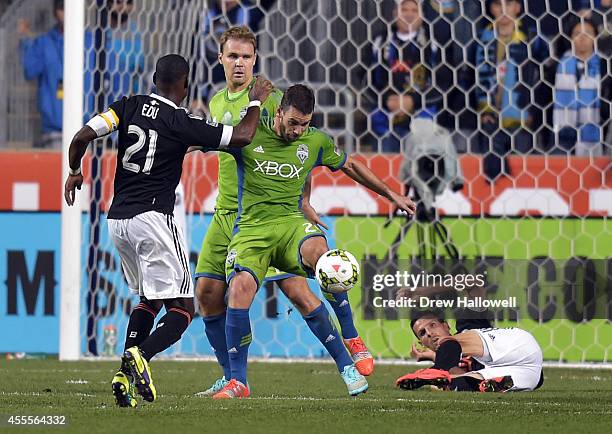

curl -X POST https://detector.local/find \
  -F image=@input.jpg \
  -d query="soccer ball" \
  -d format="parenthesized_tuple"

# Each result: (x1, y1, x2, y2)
(315, 249, 360, 293)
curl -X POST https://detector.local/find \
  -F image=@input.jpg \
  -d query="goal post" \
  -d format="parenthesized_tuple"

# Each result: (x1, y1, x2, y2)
(60, 0, 85, 361)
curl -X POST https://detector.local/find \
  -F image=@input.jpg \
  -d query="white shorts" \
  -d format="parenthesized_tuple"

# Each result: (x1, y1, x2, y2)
(471, 327, 543, 391)
(108, 211, 193, 300)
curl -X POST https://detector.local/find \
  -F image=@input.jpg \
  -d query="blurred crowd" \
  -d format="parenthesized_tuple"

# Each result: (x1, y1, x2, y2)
(11, 0, 612, 181)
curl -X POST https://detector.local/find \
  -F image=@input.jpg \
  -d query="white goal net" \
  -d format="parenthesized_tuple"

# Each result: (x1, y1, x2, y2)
(59, 0, 611, 363)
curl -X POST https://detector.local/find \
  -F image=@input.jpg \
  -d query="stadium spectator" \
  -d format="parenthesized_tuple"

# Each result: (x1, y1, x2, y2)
(84, 0, 145, 118)
(553, 18, 611, 156)
(475, 0, 543, 182)
(371, 91, 412, 153)
(370, 0, 450, 152)
(576, 0, 612, 58)
(18, 0, 64, 149)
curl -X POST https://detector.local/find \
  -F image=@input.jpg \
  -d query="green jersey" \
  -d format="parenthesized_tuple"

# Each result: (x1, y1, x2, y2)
(208, 82, 282, 212)
(232, 120, 347, 225)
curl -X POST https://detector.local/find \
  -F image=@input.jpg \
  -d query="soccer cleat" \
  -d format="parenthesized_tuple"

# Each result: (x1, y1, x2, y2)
(479, 376, 514, 393)
(194, 377, 229, 397)
(122, 347, 157, 402)
(344, 337, 374, 376)
(395, 368, 452, 390)
(212, 379, 250, 399)
(111, 370, 137, 407)
(340, 364, 369, 396)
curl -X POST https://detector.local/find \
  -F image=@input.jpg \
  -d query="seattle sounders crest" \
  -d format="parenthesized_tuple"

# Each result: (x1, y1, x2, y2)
(296, 144, 309, 164)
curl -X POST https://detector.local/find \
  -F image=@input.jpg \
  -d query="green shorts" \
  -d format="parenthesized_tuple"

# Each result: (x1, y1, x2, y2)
(225, 217, 326, 287)
(195, 211, 303, 282)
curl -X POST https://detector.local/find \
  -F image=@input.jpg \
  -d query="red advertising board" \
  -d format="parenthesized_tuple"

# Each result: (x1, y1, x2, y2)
(0, 151, 610, 216)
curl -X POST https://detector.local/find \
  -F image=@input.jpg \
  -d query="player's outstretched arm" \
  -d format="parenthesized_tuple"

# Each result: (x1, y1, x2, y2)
(301, 173, 328, 230)
(227, 76, 274, 147)
(64, 125, 97, 206)
(182, 76, 273, 150)
(340, 155, 416, 215)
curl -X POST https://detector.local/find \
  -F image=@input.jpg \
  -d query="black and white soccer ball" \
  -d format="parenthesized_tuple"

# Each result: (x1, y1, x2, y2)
(315, 249, 360, 293)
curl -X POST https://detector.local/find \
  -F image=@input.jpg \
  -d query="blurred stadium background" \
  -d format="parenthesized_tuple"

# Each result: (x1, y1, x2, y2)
(0, 0, 610, 367)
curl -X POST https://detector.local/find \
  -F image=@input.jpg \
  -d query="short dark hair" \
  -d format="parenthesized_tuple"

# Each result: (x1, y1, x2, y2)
(280, 84, 315, 115)
(54, 0, 64, 10)
(410, 310, 445, 337)
(154, 54, 189, 86)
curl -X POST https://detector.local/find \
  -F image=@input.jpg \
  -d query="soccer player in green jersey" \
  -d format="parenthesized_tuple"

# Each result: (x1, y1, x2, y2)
(194, 26, 373, 397)
(210, 84, 416, 398)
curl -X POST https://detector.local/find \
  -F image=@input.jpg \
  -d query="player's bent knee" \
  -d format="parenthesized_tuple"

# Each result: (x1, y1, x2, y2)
(165, 297, 195, 318)
(227, 271, 258, 307)
(195, 278, 227, 316)
(140, 296, 163, 314)
(449, 331, 485, 358)
(299, 237, 328, 270)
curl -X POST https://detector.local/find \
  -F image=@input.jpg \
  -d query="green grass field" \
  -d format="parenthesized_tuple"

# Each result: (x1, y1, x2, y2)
(0, 360, 611, 433)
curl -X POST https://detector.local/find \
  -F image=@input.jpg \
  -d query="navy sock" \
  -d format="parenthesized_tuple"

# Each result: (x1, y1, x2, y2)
(225, 307, 251, 385)
(139, 308, 192, 361)
(432, 339, 462, 371)
(202, 311, 231, 379)
(450, 376, 481, 391)
(304, 303, 353, 372)
(323, 291, 358, 339)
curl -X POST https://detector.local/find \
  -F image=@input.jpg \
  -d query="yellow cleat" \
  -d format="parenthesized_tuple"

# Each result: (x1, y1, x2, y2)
(111, 371, 137, 408)
(122, 347, 157, 402)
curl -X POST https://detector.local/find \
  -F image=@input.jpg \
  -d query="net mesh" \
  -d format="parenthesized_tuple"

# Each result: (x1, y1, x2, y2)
(73, 0, 611, 362)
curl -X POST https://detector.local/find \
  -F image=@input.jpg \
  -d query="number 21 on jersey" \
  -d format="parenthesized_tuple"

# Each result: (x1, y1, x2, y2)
(123, 125, 157, 174)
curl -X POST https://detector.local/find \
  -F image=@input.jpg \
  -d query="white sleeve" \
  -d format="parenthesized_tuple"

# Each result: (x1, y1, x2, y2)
(86, 108, 119, 137)
(219, 125, 233, 148)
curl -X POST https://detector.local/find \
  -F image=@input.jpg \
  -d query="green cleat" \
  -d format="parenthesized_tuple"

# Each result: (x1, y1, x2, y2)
(122, 347, 157, 402)
(111, 371, 137, 408)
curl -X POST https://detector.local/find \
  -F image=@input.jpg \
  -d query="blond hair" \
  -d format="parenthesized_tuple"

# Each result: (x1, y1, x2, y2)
(219, 26, 257, 53)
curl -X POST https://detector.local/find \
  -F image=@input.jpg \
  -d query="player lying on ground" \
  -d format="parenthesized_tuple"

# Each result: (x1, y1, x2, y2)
(396, 309, 544, 392)
(193, 26, 374, 399)
(64, 54, 273, 407)
(192, 84, 416, 399)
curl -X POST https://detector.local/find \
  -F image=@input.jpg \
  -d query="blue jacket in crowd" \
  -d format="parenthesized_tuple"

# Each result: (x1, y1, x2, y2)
(20, 25, 64, 134)
(475, 24, 541, 128)
(84, 23, 145, 119)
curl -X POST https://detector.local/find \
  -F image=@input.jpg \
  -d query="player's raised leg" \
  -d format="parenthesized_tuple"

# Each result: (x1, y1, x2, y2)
(299, 236, 374, 376)
(277, 276, 368, 395)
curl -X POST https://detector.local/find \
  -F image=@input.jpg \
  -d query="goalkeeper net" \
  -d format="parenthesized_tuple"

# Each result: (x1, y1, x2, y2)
(57, 0, 611, 363)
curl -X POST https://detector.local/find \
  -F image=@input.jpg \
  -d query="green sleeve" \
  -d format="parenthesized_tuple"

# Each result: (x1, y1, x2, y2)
(208, 92, 225, 123)
(260, 89, 283, 126)
(319, 132, 347, 171)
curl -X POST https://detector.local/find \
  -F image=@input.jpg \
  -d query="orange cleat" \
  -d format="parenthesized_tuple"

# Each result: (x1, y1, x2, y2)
(344, 337, 374, 376)
(212, 379, 250, 399)
(395, 368, 452, 390)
